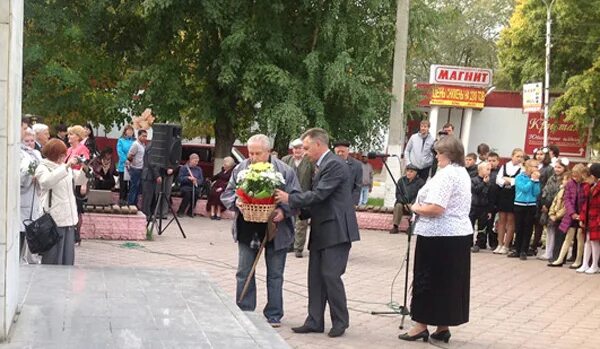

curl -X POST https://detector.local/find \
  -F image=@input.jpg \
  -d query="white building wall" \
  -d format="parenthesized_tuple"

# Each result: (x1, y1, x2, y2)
(0, 0, 23, 340)
(468, 107, 528, 157)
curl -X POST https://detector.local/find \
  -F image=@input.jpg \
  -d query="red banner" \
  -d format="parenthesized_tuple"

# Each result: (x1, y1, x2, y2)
(524, 113, 588, 158)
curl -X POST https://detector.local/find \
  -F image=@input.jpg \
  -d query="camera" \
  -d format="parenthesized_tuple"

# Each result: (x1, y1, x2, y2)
(76, 156, 89, 165)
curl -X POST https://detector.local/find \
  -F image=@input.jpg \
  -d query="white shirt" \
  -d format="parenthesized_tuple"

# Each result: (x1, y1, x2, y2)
(496, 161, 521, 188)
(413, 164, 472, 237)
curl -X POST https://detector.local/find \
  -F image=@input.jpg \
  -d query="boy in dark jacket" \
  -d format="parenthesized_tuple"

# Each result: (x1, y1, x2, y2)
(465, 153, 478, 178)
(486, 152, 500, 249)
(390, 164, 425, 234)
(471, 161, 492, 251)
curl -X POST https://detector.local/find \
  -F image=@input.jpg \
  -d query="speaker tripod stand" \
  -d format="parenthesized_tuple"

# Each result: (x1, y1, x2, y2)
(148, 175, 187, 239)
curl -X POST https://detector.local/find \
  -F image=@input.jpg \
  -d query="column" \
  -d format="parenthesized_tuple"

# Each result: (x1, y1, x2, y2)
(429, 106, 440, 135)
(461, 108, 473, 152)
(0, 0, 23, 340)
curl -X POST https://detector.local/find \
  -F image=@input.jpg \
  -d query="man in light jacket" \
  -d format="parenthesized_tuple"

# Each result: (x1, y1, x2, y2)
(404, 120, 435, 181)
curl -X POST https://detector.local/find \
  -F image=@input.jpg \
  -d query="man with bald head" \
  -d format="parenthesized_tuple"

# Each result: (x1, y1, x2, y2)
(221, 134, 301, 328)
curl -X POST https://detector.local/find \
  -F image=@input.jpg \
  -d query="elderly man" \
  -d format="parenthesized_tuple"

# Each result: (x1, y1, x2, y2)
(359, 153, 374, 206)
(282, 138, 314, 258)
(32, 123, 50, 152)
(275, 128, 360, 338)
(221, 134, 301, 328)
(333, 140, 362, 205)
(404, 120, 435, 181)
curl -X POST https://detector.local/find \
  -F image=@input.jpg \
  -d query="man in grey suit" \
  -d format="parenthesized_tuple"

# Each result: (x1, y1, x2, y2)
(275, 128, 360, 338)
(333, 140, 362, 205)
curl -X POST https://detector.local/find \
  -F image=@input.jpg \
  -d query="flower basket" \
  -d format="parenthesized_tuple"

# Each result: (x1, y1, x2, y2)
(238, 203, 277, 223)
(235, 162, 285, 223)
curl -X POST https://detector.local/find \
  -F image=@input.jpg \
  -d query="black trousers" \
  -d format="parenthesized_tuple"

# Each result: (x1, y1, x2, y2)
(486, 209, 499, 248)
(178, 189, 199, 215)
(514, 206, 536, 254)
(416, 167, 431, 182)
(552, 230, 566, 263)
(469, 206, 489, 248)
(304, 242, 351, 331)
(118, 171, 129, 202)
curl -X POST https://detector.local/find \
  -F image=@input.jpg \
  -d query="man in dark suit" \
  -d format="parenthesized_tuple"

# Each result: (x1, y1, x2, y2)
(333, 140, 362, 205)
(275, 128, 360, 338)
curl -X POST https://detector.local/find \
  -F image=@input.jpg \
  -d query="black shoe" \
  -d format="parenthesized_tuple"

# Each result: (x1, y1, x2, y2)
(176, 212, 184, 218)
(398, 329, 429, 342)
(471, 246, 480, 253)
(186, 213, 194, 218)
(215, 216, 221, 220)
(328, 327, 346, 338)
(519, 252, 527, 260)
(430, 330, 451, 343)
(389, 226, 399, 234)
(210, 215, 216, 220)
(526, 249, 536, 257)
(547, 262, 564, 267)
(291, 325, 323, 334)
(507, 251, 519, 258)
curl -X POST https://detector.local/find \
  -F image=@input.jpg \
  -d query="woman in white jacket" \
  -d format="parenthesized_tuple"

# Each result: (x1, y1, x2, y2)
(34, 139, 87, 265)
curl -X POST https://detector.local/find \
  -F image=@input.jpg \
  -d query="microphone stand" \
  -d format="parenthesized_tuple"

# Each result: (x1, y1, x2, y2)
(369, 155, 416, 330)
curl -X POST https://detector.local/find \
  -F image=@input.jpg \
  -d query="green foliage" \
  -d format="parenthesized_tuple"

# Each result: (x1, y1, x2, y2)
(24, 0, 397, 158)
(407, 0, 514, 83)
(497, 0, 600, 143)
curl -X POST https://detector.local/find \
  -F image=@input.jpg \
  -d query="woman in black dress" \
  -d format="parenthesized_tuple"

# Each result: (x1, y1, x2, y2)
(206, 157, 235, 220)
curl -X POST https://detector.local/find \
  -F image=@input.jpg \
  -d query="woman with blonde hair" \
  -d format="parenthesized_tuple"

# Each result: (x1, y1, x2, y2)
(549, 163, 590, 267)
(493, 148, 524, 255)
(65, 125, 90, 245)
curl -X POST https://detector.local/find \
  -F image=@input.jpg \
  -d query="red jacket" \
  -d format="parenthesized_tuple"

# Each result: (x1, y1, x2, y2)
(580, 182, 600, 241)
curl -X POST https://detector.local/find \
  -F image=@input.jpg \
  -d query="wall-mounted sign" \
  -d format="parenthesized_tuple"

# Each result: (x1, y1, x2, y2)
(429, 65, 493, 87)
(429, 85, 486, 109)
(524, 113, 588, 158)
(523, 82, 543, 113)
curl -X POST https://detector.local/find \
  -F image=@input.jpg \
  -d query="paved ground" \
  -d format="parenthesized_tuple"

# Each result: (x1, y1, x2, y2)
(6, 266, 289, 349)
(68, 215, 600, 349)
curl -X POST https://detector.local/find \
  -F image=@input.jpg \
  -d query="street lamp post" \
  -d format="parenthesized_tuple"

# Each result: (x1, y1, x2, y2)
(542, 0, 555, 147)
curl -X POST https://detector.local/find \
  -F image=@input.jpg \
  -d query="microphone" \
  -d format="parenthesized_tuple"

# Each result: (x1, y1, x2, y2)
(367, 152, 397, 159)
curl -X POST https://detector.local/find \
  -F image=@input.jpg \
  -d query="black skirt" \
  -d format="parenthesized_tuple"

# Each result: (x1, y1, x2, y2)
(411, 234, 471, 326)
(496, 187, 516, 213)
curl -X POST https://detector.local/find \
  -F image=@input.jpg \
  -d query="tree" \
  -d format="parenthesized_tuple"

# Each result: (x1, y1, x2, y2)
(24, 0, 398, 160)
(407, 0, 514, 84)
(497, 0, 600, 143)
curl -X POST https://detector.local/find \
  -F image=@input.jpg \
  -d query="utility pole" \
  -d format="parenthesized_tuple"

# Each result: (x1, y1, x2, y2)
(543, 0, 555, 147)
(383, 0, 410, 207)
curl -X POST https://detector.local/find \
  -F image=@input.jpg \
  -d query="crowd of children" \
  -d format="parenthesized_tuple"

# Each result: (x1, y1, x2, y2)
(468, 145, 600, 274)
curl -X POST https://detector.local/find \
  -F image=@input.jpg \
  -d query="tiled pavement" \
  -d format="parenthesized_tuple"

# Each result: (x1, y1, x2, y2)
(35, 216, 600, 348)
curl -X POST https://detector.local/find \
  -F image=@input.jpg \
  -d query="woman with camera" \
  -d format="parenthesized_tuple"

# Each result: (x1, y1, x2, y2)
(35, 139, 87, 265)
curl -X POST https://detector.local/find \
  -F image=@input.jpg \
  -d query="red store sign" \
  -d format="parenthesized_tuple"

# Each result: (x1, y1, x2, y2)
(524, 113, 588, 158)
(429, 64, 493, 87)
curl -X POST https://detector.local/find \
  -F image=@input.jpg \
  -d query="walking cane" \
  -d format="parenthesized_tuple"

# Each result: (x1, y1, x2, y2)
(238, 210, 278, 303)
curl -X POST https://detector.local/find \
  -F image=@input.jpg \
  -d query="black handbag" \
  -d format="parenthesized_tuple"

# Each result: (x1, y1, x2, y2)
(23, 186, 60, 254)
